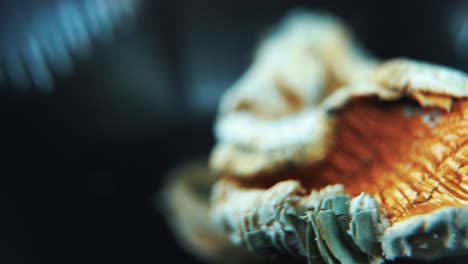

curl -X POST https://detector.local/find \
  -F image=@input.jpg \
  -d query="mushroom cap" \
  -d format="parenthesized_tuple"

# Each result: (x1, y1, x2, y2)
(210, 9, 376, 177)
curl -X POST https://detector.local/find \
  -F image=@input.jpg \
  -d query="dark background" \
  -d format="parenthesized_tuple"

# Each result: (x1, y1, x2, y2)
(0, 0, 467, 263)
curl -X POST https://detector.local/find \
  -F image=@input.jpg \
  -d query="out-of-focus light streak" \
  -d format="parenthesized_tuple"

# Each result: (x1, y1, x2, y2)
(455, 19, 468, 60)
(452, 1, 468, 63)
(0, 0, 141, 93)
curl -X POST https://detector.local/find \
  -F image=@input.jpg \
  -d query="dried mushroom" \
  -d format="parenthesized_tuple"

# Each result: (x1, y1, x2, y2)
(210, 58, 468, 263)
(160, 8, 468, 264)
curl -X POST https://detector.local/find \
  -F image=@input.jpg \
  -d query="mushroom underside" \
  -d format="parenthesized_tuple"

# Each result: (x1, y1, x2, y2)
(227, 97, 468, 224)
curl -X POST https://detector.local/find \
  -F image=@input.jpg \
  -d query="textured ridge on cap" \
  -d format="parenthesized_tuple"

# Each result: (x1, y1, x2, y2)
(211, 180, 389, 263)
(322, 58, 468, 112)
(373, 58, 468, 97)
(382, 207, 468, 261)
(215, 109, 327, 151)
(211, 109, 332, 176)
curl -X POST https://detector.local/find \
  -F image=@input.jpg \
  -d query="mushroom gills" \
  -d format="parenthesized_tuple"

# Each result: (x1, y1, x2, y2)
(233, 97, 468, 224)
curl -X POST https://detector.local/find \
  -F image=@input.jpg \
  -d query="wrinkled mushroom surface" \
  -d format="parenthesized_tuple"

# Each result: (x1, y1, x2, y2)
(210, 58, 468, 263)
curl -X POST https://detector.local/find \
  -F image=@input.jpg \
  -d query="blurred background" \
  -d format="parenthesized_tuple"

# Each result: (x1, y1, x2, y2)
(0, 0, 467, 263)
